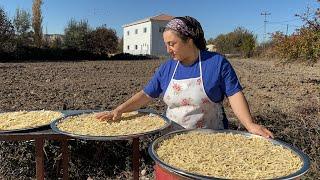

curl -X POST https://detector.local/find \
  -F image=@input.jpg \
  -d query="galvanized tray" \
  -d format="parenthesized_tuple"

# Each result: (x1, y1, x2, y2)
(50, 109, 171, 141)
(149, 129, 311, 180)
(0, 110, 69, 134)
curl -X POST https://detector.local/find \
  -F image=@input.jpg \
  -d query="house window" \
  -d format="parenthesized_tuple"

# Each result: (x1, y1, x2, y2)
(143, 27, 147, 33)
(159, 27, 165, 33)
(135, 45, 138, 50)
(135, 29, 138, 34)
(127, 45, 130, 50)
(127, 31, 129, 36)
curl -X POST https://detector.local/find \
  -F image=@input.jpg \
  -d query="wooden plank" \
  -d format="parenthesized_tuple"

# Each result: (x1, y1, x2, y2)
(35, 138, 45, 180)
(132, 137, 140, 180)
(61, 140, 70, 180)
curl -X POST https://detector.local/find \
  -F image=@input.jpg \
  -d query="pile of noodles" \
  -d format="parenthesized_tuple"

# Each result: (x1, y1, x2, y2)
(57, 112, 166, 136)
(0, 110, 62, 130)
(156, 132, 302, 179)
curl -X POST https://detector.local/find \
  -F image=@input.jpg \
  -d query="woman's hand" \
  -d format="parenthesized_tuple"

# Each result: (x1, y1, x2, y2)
(246, 123, 274, 139)
(95, 110, 122, 121)
(227, 92, 274, 139)
(95, 90, 152, 121)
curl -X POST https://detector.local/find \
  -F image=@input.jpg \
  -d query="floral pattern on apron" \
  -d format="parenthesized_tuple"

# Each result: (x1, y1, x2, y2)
(163, 52, 225, 130)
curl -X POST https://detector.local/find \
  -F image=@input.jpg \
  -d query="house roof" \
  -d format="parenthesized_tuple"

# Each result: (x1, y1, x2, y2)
(151, 14, 174, 21)
(122, 14, 174, 28)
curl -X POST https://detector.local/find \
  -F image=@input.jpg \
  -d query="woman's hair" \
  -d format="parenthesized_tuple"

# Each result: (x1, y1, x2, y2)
(165, 16, 206, 50)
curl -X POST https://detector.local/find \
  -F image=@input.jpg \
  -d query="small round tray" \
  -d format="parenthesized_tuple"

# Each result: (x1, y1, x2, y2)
(149, 129, 311, 180)
(50, 109, 171, 141)
(0, 110, 66, 134)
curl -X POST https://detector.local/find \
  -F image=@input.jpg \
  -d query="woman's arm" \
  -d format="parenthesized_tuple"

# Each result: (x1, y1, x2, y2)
(96, 90, 153, 121)
(228, 91, 274, 138)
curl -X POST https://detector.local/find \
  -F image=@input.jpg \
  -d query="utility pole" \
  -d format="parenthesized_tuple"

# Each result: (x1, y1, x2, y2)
(286, 24, 289, 36)
(261, 11, 271, 43)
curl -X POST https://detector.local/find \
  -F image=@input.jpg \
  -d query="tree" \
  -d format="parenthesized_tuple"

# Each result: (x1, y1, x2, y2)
(206, 38, 215, 45)
(32, 0, 43, 48)
(0, 8, 15, 53)
(85, 26, 118, 55)
(64, 19, 91, 50)
(13, 8, 32, 46)
(212, 34, 233, 54)
(117, 37, 123, 53)
(208, 27, 256, 58)
(50, 36, 63, 49)
(269, 0, 319, 63)
(233, 27, 257, 58)
(241, 33, 256, 58)
(14, 8, 31, 35)
(295, 5, 319, 31)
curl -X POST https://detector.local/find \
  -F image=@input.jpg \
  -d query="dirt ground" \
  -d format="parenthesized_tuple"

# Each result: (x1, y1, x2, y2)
(0, 58, 319, 179)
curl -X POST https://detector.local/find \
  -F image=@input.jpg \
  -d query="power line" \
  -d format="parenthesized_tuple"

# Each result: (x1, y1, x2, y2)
(261, 11, 271, 43)
(251, 25, 265, 32)
(268, 22, 302, 28)
(268, 18, 301, 24)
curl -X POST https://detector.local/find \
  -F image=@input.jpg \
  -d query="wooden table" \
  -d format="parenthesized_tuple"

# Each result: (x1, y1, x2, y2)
(0, 128, 70, 180)
(0, 128, 142, 179)
(0, 110, 143, 180)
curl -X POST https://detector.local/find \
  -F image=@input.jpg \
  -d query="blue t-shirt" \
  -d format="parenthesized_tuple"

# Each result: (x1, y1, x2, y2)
(143, 51, 242, 103)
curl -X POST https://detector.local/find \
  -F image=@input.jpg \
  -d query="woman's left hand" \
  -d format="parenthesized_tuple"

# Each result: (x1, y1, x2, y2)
(246, 123, 274, 139)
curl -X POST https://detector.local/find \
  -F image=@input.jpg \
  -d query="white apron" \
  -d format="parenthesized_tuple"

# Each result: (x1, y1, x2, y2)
(163, 52, 225, 130)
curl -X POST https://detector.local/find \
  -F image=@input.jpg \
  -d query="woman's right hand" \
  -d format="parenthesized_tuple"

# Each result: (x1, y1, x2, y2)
(95, 90, 151, 121)
(95, 110, 122, 121)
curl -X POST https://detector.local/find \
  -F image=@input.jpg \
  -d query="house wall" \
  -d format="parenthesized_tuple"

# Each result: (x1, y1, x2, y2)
(123, 21, 151, 55)
(150, 20, 168, 56)
(206, 44, 217, 52)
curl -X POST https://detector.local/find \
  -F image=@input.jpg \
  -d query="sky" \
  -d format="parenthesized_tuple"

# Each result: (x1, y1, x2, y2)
(0, 0, 319, 43)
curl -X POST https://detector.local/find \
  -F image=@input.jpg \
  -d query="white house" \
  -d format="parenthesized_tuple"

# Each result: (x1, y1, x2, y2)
(206, 44, 217, 52)
(122, 14, 174, 56)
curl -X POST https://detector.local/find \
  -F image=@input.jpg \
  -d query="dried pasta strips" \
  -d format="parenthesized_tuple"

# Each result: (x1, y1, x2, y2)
(0, 110, 63, 131)
(156, 132, 303, 180)
(57, 111, 166, 136)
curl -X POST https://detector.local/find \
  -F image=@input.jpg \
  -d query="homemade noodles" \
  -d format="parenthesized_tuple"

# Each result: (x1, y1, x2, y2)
(0, 110, 63, 131)
(57, 111, 166, 136)
(156, 132, 303, 179)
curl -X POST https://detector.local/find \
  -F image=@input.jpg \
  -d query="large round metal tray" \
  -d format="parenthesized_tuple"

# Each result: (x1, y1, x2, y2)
(149, 129, 310, 180)
(50, 109, 171, 140)
(0, 110, 67, 134)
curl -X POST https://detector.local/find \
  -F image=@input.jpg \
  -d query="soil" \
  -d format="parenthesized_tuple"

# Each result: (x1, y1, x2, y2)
(0, 58, 319, 179)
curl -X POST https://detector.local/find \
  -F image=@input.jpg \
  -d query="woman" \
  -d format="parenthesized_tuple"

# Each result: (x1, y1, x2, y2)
(96, 16, 273, 138)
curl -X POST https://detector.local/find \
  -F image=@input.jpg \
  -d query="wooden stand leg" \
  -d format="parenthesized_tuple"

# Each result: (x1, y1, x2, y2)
(35, 138, 45, 180)
(61, 140, 69, 180)
(132, 138, 140, 180)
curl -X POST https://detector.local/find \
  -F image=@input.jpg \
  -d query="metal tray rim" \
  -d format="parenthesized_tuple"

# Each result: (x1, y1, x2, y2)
(148, 129, 311, 180)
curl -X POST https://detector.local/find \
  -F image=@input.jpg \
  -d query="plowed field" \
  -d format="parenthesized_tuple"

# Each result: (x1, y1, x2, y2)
(0, 58, 319, 179)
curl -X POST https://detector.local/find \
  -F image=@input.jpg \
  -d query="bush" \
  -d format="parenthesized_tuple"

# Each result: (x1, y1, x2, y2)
(271, 28, 319, 63)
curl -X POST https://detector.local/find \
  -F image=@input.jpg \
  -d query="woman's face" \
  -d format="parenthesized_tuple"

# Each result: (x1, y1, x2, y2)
(163, 30, 195, 61)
